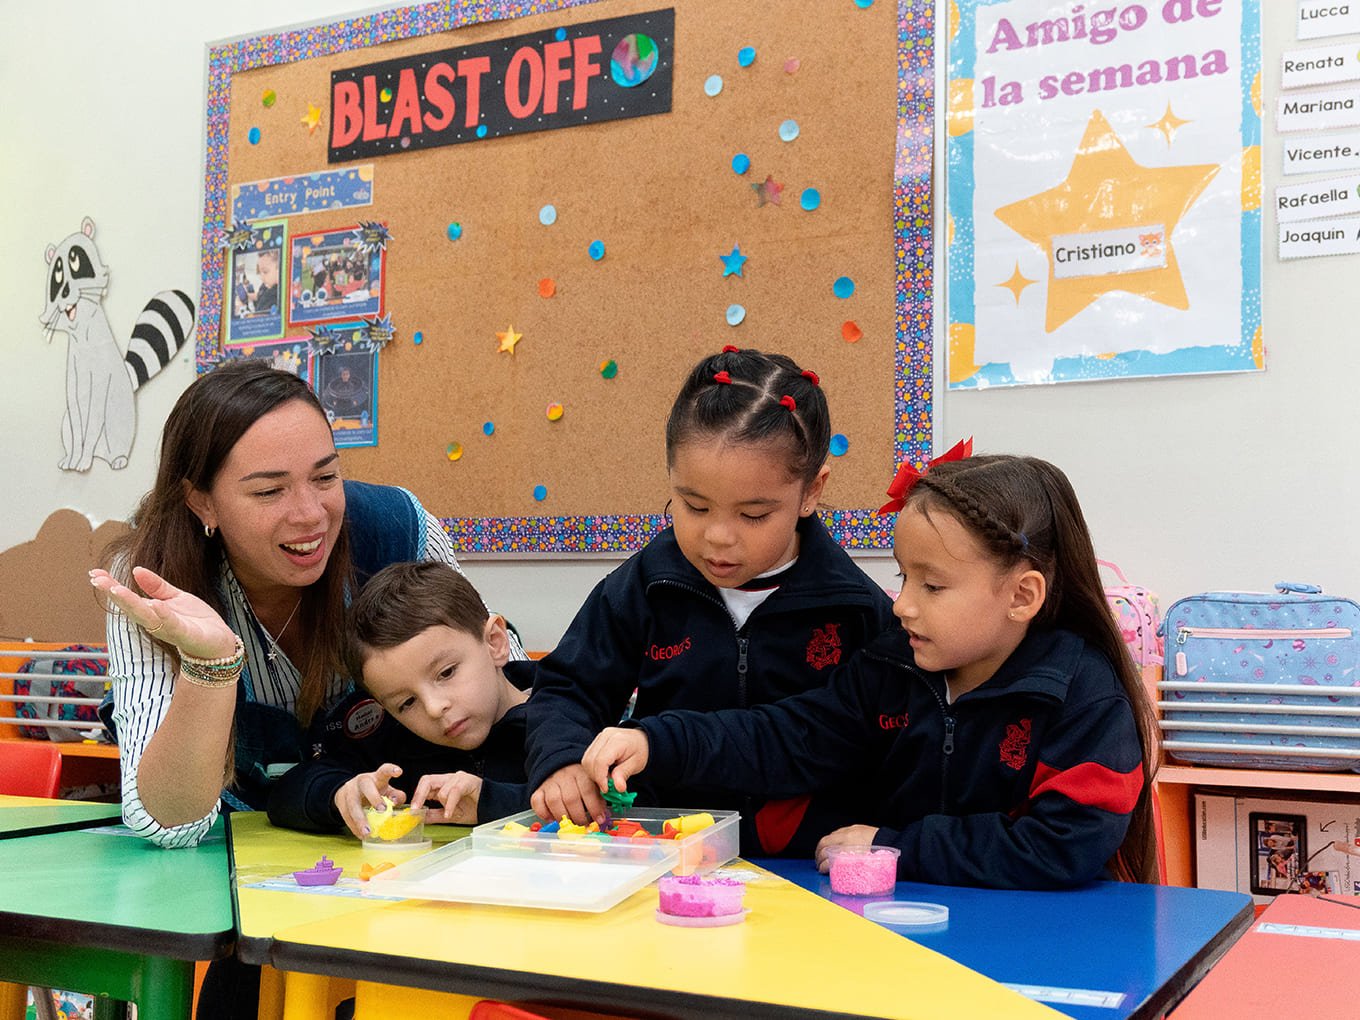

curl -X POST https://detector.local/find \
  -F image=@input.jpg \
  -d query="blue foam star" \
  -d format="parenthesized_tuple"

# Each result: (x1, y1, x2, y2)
(719, 245, 748, 278)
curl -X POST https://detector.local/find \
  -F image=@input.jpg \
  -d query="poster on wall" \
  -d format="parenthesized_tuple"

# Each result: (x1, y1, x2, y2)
(946, 0, 1262, 388)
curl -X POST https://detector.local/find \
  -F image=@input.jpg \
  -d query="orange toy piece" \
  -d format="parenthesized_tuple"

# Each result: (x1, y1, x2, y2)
(359, 861, 396, 881)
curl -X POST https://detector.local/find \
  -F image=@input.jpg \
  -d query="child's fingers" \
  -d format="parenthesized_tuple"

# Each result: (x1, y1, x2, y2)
(529, 785, 551, 821)
(374, 763, 402, 788)
(570, 768, 607, 826)
(409, 775, 435, 812)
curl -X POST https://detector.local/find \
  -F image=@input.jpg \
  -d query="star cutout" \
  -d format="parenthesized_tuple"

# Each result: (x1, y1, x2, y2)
(752, 175, 784, 207)
(998, 263, 1036, 304)
(496, 325, 523, 355)
(719, 245, 748, 277)
(994, 110, 1219, 333)
(301, 103, 323, 135)
(1148, 102, 1192, 146)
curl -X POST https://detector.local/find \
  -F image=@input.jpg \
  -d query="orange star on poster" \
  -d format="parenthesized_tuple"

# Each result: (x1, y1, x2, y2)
(301, 103, 323, 135)
(994, 110, 1219, 333)
(496, 326, 523, 354)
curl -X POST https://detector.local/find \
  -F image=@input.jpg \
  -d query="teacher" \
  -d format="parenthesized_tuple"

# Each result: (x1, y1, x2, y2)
(92, 360, 520, 848)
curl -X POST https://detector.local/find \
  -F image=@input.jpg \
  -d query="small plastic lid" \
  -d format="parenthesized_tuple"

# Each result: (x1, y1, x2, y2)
(862, 900, 949, 932)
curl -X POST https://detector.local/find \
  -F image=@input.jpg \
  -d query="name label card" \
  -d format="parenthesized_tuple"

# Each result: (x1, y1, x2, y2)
(1282, 128, 1360, 174)
(1277, 174, 1360, 222)
(1282, 43, 1360, 90)
(1277, 86, 1360, 132)
(1278, 214, 1360, 258)
(1298, 1, 1360, 41)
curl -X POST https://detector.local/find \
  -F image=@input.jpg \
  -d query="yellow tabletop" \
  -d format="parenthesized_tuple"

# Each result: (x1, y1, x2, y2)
(230, 815, 1057, 1020)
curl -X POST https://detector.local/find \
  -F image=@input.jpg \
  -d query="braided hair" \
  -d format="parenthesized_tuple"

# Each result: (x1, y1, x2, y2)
(665, 348, 830, 485)
(905, 455, 1161, 885)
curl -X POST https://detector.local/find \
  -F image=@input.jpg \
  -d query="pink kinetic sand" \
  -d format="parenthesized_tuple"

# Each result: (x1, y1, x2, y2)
(827, 846, 899, 896)
(657, 874, 745, 917)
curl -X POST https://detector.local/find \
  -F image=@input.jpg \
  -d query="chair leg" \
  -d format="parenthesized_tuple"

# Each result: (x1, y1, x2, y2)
(32, 988, 59, 1020)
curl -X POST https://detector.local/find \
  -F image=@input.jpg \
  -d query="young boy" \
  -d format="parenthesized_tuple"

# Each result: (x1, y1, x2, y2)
(267, 561, 533, 838)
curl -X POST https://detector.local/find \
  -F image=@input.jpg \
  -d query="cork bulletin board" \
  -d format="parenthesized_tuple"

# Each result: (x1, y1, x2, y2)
(198, 0, 936, 553)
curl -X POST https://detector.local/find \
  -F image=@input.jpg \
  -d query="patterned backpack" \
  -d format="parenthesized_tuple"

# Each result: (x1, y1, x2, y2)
(14, 644, 107, 741)
(1099, 560, 1164, 681)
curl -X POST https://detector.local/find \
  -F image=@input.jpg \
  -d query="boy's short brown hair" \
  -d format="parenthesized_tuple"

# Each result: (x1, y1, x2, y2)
(346, 561, 490, 682)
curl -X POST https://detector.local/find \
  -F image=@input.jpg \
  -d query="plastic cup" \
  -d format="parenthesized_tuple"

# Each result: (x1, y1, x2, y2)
(826, 845, 900, 896)
(362, 803, 429, 850)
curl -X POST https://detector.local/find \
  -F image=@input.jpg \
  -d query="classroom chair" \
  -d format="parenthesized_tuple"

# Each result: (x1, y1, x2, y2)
(0, 740, 61, 798)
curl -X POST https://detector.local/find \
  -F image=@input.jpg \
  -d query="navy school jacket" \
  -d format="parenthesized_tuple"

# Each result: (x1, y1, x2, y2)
(266, 659, 536, 831)
(637, 626, 1145, 889)
(525, 514, 897, 813)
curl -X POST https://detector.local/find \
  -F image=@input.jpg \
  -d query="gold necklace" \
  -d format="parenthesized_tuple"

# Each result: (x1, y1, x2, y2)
(259, 598, 302, 662)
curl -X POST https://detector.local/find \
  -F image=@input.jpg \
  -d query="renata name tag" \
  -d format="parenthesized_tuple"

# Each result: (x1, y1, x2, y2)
(1281, 43, 1360, 91)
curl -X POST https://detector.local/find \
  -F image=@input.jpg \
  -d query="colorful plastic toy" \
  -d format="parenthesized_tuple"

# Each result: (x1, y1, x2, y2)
(293, 856, 343, 886)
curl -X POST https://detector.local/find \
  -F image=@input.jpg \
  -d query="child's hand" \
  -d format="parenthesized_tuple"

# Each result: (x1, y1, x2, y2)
(410, 772, 482, 824)
(814, 825, 883, 873)
(530, 764, 607, 826)
(89, 565, 238, 661)
(582, 727, 650, 795)
(333, 763, 407, 839)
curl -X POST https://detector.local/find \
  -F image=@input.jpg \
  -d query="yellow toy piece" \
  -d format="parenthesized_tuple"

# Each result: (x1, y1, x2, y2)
(365, 798, 422, 841)
(665, 812, 716, 835)
(501, 821, 532, 835)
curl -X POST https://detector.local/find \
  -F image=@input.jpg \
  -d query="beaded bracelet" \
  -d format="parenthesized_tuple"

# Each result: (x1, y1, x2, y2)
(178, 637, 245, 689)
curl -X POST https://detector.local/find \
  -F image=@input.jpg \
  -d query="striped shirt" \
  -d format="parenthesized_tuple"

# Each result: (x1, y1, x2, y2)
(108, 510, 523, 848)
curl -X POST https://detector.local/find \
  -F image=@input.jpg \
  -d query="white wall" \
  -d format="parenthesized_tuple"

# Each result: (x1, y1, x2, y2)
(1, 1, 1354, 652)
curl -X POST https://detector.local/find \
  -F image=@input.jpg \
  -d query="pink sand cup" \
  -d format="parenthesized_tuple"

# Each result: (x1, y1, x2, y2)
(657, 874, 746, 918)
(826, 845, 900, 896)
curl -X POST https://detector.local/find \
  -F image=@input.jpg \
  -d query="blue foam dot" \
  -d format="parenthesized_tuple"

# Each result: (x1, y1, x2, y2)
(483, 421, 495, 436)
(476, 124, 488, 138)
(833, 276, 855, 299)
(447, 223, 463, 241)
(588, 240, 606, 261)
(801, 188, 821, 211)
(855, 0, 874, 7)
(704, 74, 724, 97)
(413, 330, 424, 345)
(779, 119, 800, 142)
(732, 153, 751, 175)
(726, 304, 746, 326)
(829, 434, 850, 457)
(555, 27, 567, 41)
(247, 126, 261, 145)
(738, 46, 756, 68)
(533, 484, 548, 502)
(539, 204, 557, 226)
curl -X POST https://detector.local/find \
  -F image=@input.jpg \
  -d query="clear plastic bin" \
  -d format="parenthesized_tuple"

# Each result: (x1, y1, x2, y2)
(472, 807, 740, 876)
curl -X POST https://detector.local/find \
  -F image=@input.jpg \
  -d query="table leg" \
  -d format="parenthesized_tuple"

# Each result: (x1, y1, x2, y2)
(354, 982, 483, 1019)
(281, 971, 331, 1020)
(0, 983, 26, 1020)
(258, 964, 286, 1020)
(0, 936, 193, 1020)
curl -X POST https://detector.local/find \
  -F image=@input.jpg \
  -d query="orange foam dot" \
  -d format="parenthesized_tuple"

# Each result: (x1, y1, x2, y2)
(538, 278, 556, 298)
(841, 320, 863, 343)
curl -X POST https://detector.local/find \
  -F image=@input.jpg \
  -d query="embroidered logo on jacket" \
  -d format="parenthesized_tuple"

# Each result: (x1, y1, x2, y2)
(806, 623, 842, 669)
(999, 717, 1032, 770)
(878, 712, 909, 731)
(647, 637, 692, 661)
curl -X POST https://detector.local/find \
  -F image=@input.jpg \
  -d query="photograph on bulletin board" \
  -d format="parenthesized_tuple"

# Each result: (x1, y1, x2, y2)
(945, 0, 1263, 388)
(199, 0, 934, 553)
(227, 337, 313, 383)
(314, 344, 379, 449)
(224, 220, 287, 345)
(286, 223, 388, 328)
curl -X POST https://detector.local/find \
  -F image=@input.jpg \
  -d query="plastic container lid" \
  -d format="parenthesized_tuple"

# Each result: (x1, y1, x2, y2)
(862, 900, 949, 932)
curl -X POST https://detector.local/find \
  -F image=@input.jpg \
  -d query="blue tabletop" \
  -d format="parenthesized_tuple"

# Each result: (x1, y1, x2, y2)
(756, 858, 1252, 1020)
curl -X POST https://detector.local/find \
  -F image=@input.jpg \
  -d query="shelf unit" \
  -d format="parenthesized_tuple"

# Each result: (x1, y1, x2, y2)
(1156, 764, 1360, 887)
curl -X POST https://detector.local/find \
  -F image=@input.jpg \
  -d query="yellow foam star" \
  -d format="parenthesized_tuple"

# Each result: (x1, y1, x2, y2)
(994, 110, 1219, 333)
(496, 325, 523, 354)
(301, 103, 323, 134)
(998, 262, 1036, 304)
(1148, 102, 1192, 146)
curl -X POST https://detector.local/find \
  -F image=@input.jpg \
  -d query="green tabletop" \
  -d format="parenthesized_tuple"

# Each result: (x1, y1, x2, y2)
(0, 794, 122, 839)
(0, 819, 235, 1019)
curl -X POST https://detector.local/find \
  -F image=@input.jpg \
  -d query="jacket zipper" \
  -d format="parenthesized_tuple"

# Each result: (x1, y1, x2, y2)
(736, 636, 749, 709)
(1173, 625, 1353, 676)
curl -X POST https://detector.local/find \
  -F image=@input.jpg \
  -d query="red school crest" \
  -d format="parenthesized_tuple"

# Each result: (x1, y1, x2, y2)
(999, 717, 1032, 770)
(806, 623, 842, 670)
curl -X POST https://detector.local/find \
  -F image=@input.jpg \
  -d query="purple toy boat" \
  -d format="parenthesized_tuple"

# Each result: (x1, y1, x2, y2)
(293, 855, 343, 886)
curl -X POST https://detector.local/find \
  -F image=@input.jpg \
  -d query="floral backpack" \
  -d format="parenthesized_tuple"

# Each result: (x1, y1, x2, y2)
(1099, 560, 1164, 681)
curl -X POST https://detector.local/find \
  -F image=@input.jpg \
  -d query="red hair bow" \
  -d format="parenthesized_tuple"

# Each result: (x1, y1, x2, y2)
(713, 371, 732, 384)
(876, 437, 973, 515)
(801, 370, 820, 386)
(779, 395, 797, 411)
(721, 345, 740, 354)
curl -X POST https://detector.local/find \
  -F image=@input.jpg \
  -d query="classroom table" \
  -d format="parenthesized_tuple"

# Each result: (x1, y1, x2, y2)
(1168, 893, 1360, 1017)
(0, 793, 121, 839)
(0, 818, 235, 1020)
(763, 858, 1254, 1020)
(227, 813, 1060, 1020)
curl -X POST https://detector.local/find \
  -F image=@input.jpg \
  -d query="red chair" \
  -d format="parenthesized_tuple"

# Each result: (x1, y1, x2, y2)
(0, 740, 62, 798)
